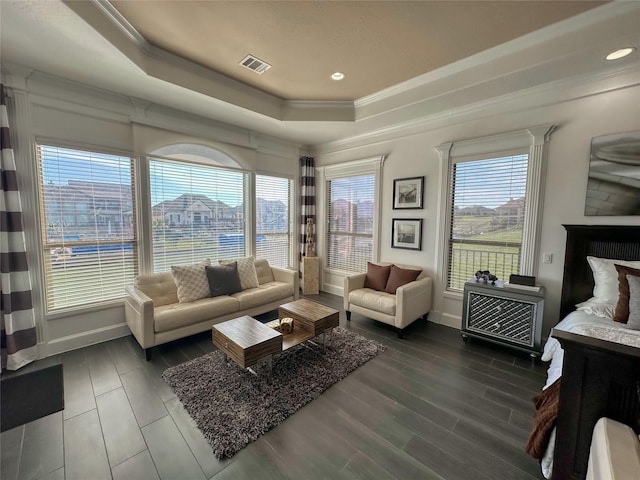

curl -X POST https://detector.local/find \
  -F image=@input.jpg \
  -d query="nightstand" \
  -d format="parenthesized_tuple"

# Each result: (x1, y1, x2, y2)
(461, 279, 544, 360)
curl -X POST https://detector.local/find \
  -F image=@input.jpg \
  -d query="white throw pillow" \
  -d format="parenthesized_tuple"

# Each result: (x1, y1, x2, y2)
(575, 298, 615, 319)
(586, 256, 640, 304)
(626, 274, 640, 330)
(219, 256, 259, 290)
(171, 259, 211, 303)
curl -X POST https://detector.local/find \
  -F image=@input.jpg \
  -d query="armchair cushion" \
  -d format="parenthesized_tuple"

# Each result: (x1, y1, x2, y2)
(385, 265, 421, 294)
(349, 288, 397, 316)
(364, 262, 392, 291)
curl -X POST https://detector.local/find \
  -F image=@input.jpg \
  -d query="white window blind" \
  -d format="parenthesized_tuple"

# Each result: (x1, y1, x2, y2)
(326, 174, 375, 273)
(255, 175, 292, 269)
(448, 153, 529, 290)
(149, 159, 248, 272)
(37, 145, 137, 312)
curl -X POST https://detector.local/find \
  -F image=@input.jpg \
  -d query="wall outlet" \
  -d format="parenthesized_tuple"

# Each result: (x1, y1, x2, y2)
(543, 253, 553, 264)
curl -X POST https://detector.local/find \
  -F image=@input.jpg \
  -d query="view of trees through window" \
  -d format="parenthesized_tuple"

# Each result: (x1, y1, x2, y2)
(448, 154, 529, 290)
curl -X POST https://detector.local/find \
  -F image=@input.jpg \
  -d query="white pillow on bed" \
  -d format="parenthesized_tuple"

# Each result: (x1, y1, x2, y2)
(626, 274, 640, 330)
(575, 299, 615, 319)
(586, 256, 640, 304)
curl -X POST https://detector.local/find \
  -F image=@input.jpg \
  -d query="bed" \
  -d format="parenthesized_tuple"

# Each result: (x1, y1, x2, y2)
(530, 224, 640, 480)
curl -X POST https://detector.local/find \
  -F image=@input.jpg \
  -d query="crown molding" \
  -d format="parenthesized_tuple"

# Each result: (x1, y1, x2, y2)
(311, 63, 640, 156)
(355, 1, 639, 109)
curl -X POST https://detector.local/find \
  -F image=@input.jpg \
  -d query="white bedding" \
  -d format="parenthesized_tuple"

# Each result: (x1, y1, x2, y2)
(539, 310, 640, 478)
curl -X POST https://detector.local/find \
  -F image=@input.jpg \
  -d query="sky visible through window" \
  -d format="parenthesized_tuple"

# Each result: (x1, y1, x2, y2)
(454, 155, 528, 209)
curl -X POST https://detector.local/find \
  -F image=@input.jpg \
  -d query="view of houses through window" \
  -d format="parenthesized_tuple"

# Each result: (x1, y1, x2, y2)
(37, 145, 292, 312)
(326, 173, 375, 273)
(448, 153, 529, 290)
(38, 145, 137, 311)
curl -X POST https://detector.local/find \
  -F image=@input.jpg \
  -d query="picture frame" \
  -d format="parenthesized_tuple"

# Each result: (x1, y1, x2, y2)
(393, 176, 424, 209)
(392, 218, 422, 250)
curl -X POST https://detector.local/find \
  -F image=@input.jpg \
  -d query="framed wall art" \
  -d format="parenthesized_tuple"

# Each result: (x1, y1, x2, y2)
(391, 218, 422, 250)
(585, 130, 640, 216)
(393, 176, 424, 209)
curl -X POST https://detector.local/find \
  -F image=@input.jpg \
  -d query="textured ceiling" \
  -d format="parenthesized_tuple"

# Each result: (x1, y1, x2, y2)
(110, 0, 605, 101)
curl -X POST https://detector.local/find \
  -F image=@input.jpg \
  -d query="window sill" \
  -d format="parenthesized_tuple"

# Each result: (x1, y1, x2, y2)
(45, 298, 125, 321)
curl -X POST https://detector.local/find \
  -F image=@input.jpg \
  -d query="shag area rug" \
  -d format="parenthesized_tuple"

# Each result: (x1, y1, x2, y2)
(162, 327, 385, 459)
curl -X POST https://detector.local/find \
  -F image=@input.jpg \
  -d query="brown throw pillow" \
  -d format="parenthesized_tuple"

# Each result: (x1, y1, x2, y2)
(385, 265, 421, 294)
(364, 262, 392, 291)
(613, 264, 640, 323)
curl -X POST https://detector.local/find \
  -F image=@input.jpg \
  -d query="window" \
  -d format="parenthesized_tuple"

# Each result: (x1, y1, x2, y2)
(437, 125, 555, 292)
(149, 159, 248, 272)
(323, 157, 382, 273)
(37, 145, 137, 312)
(448, 153, 528, 290)
(255, 175, 292, 268)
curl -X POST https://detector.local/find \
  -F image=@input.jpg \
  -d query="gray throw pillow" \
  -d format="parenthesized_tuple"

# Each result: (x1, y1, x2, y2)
(206, 262, 242, 297)
(626, 274, 640, 330)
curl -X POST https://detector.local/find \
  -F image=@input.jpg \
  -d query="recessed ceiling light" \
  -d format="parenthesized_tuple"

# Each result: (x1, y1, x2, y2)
(331, 72, 345, 81)
(605, 47, 636, 61)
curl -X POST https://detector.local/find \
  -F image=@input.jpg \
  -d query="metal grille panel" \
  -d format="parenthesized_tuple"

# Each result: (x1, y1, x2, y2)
(466, 292, 535, 346)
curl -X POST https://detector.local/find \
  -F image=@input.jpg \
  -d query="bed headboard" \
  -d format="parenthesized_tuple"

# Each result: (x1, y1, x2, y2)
(560, 224, 640, 318)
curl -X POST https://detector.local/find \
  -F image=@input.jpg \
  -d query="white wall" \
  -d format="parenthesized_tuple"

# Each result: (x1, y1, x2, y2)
(6, 71, 301, 358)
(314, 84, 640, 337)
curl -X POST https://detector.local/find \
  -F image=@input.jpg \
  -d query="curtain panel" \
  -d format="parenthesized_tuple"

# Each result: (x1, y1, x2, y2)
(1, 84, 38, 370)
(299, 156, 316, 263)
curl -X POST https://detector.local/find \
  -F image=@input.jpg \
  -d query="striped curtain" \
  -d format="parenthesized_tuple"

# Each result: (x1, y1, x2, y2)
(300, 156, 316, 263)
(1, 84, 37, 371)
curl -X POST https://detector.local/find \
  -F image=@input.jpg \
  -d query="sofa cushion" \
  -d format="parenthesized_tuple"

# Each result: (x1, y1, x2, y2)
(206, 262, 242, 297)
(231, 281, 293, 310)
(364, 262, 392, 291)
(254, 258, 275, 285)
(154, 295, 239, 333)
(385, 265, 421, 294)
(220, 256, 259, 290)
(134, 272, 178, 307)
(349, 288, 397, 316)
(171, 259, 211, 303)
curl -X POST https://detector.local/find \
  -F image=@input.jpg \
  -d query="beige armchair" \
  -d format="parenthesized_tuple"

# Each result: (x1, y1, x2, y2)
(343, 263, 432, 337)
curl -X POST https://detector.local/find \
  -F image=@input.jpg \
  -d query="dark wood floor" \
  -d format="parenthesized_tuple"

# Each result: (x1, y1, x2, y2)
(1, 292, 548, 480)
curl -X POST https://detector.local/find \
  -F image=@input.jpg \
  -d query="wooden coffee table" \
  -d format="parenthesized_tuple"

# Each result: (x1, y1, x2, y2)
(212, 316, 282, 375)
(278, 298, 339, 350)
(212, 300, 339, 376)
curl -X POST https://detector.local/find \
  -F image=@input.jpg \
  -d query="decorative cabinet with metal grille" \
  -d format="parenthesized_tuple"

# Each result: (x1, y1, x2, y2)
(461, 280, 544, 360)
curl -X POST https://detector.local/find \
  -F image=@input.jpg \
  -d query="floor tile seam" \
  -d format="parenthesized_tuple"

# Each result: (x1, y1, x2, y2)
(489, 357, 547, 381)
(119, 371, 170, 429)
(147, 407, 208, 480)
(402, 433, 492, 480)
(483, 386, 536, 414)
(466, 363, 543, 393)
(411, 421, 537, 480)
(11, 424, 26, 480)
(451, 416, 533, 459)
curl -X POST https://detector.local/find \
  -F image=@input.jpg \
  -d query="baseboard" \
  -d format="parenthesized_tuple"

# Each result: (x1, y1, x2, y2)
(42, 323, 131, 357)
(431, 312, 461, 329)
(321, 284, 342, 297)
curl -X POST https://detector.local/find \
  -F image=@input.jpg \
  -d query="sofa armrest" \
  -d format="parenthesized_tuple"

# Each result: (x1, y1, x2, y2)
(396, 277, 432, 329)
(343, 273, 366, 310)
(124, 285, 156, 348)
(271, 267, 300, 299)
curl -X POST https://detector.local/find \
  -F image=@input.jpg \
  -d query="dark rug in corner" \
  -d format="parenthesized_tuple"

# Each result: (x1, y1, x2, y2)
(162, 327, 384, 459)
(1, 363, 64, 432)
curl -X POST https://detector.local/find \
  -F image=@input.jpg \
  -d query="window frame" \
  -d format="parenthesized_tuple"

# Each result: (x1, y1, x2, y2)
(35, 142, 138, 314)
(436, 125, 555, 294)
(319, 156, 384, 276)
(255, 172, 295, 269)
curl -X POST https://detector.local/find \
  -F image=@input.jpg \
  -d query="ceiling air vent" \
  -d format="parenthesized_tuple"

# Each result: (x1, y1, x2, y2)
(239, 54, 272, 75)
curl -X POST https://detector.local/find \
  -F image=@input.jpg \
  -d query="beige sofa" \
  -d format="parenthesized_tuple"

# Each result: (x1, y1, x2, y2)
(343, 263, 432, 337)
(124, 258, 298, 359)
